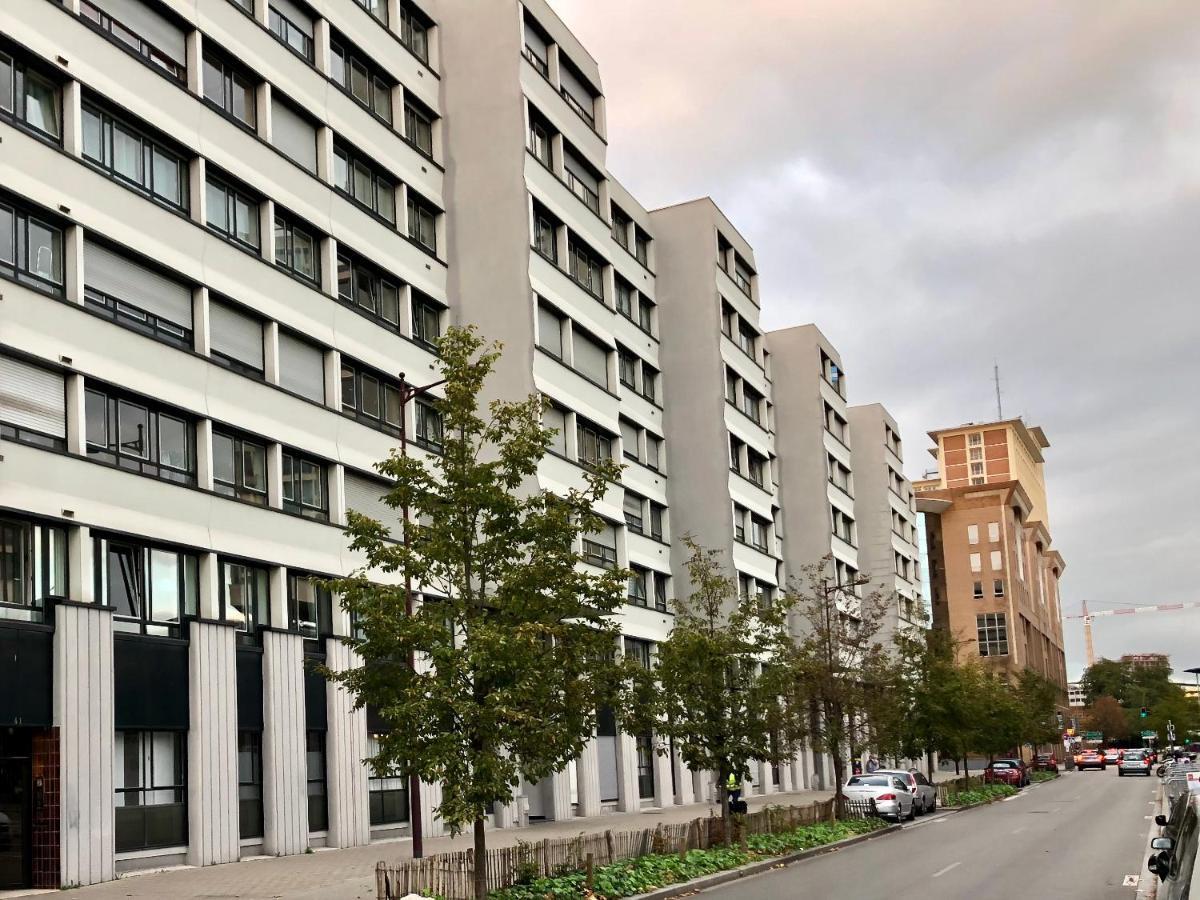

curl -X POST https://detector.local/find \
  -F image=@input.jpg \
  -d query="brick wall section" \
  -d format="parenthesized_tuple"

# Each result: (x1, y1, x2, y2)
(31, 727, 60, 889)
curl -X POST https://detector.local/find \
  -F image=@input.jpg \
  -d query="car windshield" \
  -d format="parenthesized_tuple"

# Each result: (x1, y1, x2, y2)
(847, 776, 890, 786)
(1125, 751, 1146, 758)
(992, 762, 1012, 768)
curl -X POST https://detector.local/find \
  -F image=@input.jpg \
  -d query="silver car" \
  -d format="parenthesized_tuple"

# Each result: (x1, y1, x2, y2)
(876, 769, 938, 814)
(1119, 749, 1152, 777)
(843, 773, 915, 821)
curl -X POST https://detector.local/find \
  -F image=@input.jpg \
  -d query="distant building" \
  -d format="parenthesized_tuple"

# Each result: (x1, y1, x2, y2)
(1122, 653, 1170, 670)
(1068, 683, 1087, 708)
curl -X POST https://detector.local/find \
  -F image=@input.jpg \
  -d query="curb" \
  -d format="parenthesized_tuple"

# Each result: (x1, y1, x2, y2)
(628, 823, 902, 900)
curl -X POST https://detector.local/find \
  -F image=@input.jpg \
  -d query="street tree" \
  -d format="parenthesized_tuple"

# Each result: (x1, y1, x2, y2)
(893, 625, 968, 778)
(1015, 670, 1062, 752)
(326, 326, 632, 900)
(635, 537, 807, 841)
(1084, 695, 1132, 743)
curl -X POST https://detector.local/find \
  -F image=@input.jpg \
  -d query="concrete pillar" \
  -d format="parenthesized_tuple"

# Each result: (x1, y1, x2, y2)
(419, 780, 445, 838)
(63, 224, 84, 305)
(672, 749, 694, 806)
(324, 640, 370, 848)
(575, 736, 601, 817)
(187, 620, 240, 866)
(614, 732, 639, 813)
(757, 759, 775, 795)
(263, 630, 308, 856)
(185, 29, 203, 95)
(260, 199, 275, 264)
(652, 737, 673, 808)
(189, 157, 207, 226)
(320, 237, 339, 298)
(197, 551, 221, 620)
(548, 767, 574, 821)
(328, 463, 347, 527)
(263, 321, 281, 386)
(267, 443, 284, 509)
(693, 769, 713, 805)
(55, 601, 115, 886)
(493, 796, 520, 829)
(64, 374, 87, 457)
(62, 80, 83, 158)
(780, 757, 795, 793)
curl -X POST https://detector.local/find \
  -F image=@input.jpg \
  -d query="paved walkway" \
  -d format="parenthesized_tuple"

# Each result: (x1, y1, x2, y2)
(13, 768, 958, 899)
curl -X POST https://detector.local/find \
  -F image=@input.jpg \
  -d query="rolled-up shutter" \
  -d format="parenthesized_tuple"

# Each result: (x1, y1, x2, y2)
(572, 330, 609, 387)
(85, 241, 192, 327)
(271, 98, 317, 173)
(344, 471, 395, 534)
(269, 0, 313, 36)
(278, 331, 325, 402)
(523, 20, 547, 58)
(564, 150, 599, 193)
(559, 64, 595, 116)
(0, 355, 66, 439)
(91, 0, 187, 66)
(209, 299, 264, 372)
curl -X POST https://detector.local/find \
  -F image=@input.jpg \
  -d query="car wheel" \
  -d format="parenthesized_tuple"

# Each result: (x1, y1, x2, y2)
(929, 795, 936, 812)
(1118, 770, 1124, 777)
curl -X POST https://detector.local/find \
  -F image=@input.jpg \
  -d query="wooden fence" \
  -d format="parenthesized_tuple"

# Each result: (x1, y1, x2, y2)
(376, 796, 873, 899)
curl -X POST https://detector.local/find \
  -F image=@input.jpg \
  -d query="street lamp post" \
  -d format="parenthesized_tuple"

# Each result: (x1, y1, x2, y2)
(396, 372, 445, 860)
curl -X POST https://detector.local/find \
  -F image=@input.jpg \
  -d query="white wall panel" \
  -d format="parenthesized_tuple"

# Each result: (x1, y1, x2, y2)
(187, 621, 240, 866)
(323, 639, 370, 848)
(262, 630, 308, 855)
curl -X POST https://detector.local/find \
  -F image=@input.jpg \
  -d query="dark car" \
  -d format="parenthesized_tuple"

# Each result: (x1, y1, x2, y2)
(1032, 753, 1059, 772)
(982, 760, 1024, 787)
(995, 758, 1031, 786)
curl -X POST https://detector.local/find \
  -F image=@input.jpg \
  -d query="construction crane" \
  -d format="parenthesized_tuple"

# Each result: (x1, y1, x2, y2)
(1065, 599, 1200, 667)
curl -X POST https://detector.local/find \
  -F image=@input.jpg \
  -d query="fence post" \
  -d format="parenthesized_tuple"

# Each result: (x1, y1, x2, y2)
(605, 829, 615, 865)
(585, 853, 595, 890)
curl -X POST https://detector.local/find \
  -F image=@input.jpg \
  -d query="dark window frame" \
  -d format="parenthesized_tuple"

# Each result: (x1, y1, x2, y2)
(211, 429, 269, 506)
(0, 198, 66, 295)
(0, 46, 64, 143)
(238, 731, 264, 838)
(406, 191, 438, 254)
(334, 142, 396, 224)
(201, 49, 258, 131)
(330, 36, 394, 125)
(341, 359, 403, 437)
(80, 0, 187, 83)
(85, 385, 196, 485)
(268, 3, 315, 63)
(221, 558, 271, 643)
(281, 449, 329, 522)
(205, 174, 261, 252)
(96, 535, 198, 637)
(82, 100, 190, 213)
(273, 212, 321, 285)
(337, 249, 403, 330)
(114, 730, 188, 853)
(0, 515, 68, 623)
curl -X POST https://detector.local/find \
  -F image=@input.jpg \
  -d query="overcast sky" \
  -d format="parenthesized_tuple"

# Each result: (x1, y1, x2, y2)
(550, 0, 1200, 680)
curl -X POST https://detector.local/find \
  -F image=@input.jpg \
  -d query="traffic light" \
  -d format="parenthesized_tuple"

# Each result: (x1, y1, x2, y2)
(1140, 707, 1149, 718)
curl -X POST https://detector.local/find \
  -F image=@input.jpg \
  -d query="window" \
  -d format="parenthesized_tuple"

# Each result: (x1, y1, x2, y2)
(967, 524, 979, 545)
(81, 101, 188, 211)
(732, 256, 753, 296)
(544, 404, 568, 456)
(563, 147, 601, 214)
(80, 0, 187, 82)
(972, 581, 984, 600)
(268, 0, 315, 62)
(990, 550, 1002, 570)
(625, 636, 652, 670)
(646, 433, 662, 471)
(725, 369, 739, 404)
(993, 578, 1005, 597)
(623, 492, 644, 534)
(331, 38, 393, 124)
(0, 517, 67, 623)
(572, 329, 610, 387)
(278, 331, 326, 403)
(634, 229, 650, 267)
(0, 354, 67, 449)
(528, 114, 551, 167)
(969, 552, 982, 573)
(637, 296, 654, 335)
(274, 213, 320, 284)
(0, 49, 62, 140)
(334, 144, 396, 223)
(306, 731, 328, 831)
(238, 732, 264, 838)
(970, 462, 984, 476)
(202, 51, 256, 128)
(969, 446, 983, 461)
(222, 560, 270, 640)
(649, 503, 665, 542)
(567, 237, 604, 299)
(399, 2, 430, 63)
(86, 387, 194, 484)
(729, 433, 744, 472)
(406, 192, 438, 252)
(620, 419, 639, 461)
(404, 97, 434, 157)
(721, 301, 735, 338)
(412, 293, 442, 347)
(750, 516, 769, 551)
(337, 250, 402, 327)
(206, 175, 260, 250)
(977, 612, 1008, 657)
(523, 16, 549, 75)
(209, 299, 264, 376)
(627, 567, 647, 606)
(582, 523, 617, 569)
(611, 206, 630, 248)
(367, 735, 408, 826)
(114, 731, 186, 852)
(968, 432, 982, 446)
(281, 450, 327, 521)
(733, 504, 747, 542)
(575, 419, 611, 468)
(737, 321, 757, 358)
(641, 365, 658, 402)
(341, 361, 403, 436)
(96, 537, 198, 636)
(533, 207, 559, 262)
(740, 385, 761, 424)
(559, 61, 596, 126)
(987, 522, 1001, 543)
(971, 476, 985, 485)
(615, 278, 634, 318)
(288, 572, 332, 641)
(271, 95, 317, 173)
(832, 508, 854, 544)
(653, 572, 668, 612)
(84, 240, 192, 346)
(537, 302, 564, 359)
(618, 348, 638, 390)
(747, 451, 765, 487)
(416, 399, 443, 451)
(212, 430, 268, 505)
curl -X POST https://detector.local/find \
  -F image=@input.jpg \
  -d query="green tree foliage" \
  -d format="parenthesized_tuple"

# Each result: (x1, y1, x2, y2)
(1083, 695, 1132, 743)
(892, 627, 975, 777)
(1015, 670, 1062, 751)
(1081, 657, 1198, 745)
(326, 326, 633, 899)
(634, 538, 807, 839)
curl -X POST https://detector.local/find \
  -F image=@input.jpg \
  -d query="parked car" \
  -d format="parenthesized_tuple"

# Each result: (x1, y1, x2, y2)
(1151, 794, 1200, 898)
(994, 758, 1031, 786)
(982, 760, 1024, 787)
(1075, 749, 1106, 770)
(1032, 753, 1059, 772)
(1120, 748, 1153, 777)
(876, 769, 937, 815)
(843, 774, 915, 821)
(1103, 748, 1122, 765)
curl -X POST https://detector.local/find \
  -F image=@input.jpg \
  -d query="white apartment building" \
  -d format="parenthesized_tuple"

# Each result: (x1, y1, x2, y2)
(847, 403, 923, 640)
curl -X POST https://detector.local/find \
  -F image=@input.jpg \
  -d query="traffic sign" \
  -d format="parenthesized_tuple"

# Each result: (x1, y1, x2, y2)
(1142, 730, 1158, 739)
(1084, 731, 1103, 740)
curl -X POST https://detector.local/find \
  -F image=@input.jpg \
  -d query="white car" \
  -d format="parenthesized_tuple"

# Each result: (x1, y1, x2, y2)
(1119, 749, 1152, 776)
(876, 769, 938, 814)
(843, 774, 915, 821)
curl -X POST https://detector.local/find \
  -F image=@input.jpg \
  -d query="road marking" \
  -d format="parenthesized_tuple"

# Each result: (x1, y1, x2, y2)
(1011, 827, 1026, 834)
(932, 862, 962, 878)
(1144, 816, 1153, 820)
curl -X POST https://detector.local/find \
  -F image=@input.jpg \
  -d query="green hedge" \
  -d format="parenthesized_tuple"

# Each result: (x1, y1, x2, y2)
(1029, 771, 1058, 783)
(488, 818, 886, 899)
(944, 784, 1017, 807)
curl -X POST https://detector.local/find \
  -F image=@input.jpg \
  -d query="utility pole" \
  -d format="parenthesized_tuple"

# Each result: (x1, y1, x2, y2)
(396, 371, 446, 859)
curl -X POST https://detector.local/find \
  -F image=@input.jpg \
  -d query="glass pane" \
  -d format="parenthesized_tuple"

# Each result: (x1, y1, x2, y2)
(107, 545, 142, 618)
(152, 149, 181, 206)
(23, 71, 60, 137)
(158, 415, 189, 470)
(112, 124, 143, 183)
(360, 375, 380, 418)
(212, 432, 236, 485)
(82, 107, 103, 161)
(292, 577, 316, 633)
(354, 270, 376, 313)
(203, 57, 225, 107)
(118, 401, 150, 459)
(377, 181, 395, 223)
(233, 74, 255, 126)
(234, 194, 259, 246)
(26, 220, 61, 284)
(150, 550, 180, 625)
(384, 385, 401, 428)
(281, 454, 295, 502)
(373, 79, 392, 122)
(350, 60, 370, 104)
(85, 390, 108, 448)
(183, 555, 198, 617)
(334, 150, 349, 192)
(206, 182, 228, 232)
(380, 282, 399, 323)
(353, 161, 373, 207)
(291, 228, 315, 279)
(224, 562, 249, 628)
(242, 441, 267, 491)
(45, 526, 67, 598)
(0, 53, 11, 113)
(300, 461, 322, 508)
(340, 365, 356, 409)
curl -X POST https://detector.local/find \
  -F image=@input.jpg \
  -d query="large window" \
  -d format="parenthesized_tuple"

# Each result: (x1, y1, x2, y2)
(415, 398, 443, 451)
(411, 293, 442, 348)
(575, 418, 611, 468)
(341, 360, 403, 436)
(532, 204, 559, 263)
(399, 3, 430, 63)
(288, 572, 332, 642)
(238, 732, 264, 839)
(212, 430, 268, 505)
(573, 328, 610, 388)
(114, 731, 187, 852)
(563, 147, 600, 215)
(582, 523, 617, 570)
(222, 560, 270, 640)
(334, 143, 396, 223)
(80, 0, 187, 83)
(0, 49, 62, 140)
(331, 37, 393, 124)
(0, 199, 64, 292)
(82, 101, 188, 211)
(406, 192, 438, 253)
(84, 241, 192, 348)
(0, 517, 67, 624)
(404, 98, 435, 158)
(307, 731, 328, 832)
(567, 237, 604, 300)
(623, 492, 644, 534)
(337, 250, 402, 328)
(202, 50, 256, 129)
(85, 386, 194, 484)
(274, 213, 320, 284)
(367, 735, 408, 826)
(268, 0, 315, 62)
(0, 354, 66, 449)
(977, 612, 1008, 657)
(96, 537, 198, 636)
(627, 566, 647, 606)
(206, 175, 260, 251)
(281, 451, 327, 521)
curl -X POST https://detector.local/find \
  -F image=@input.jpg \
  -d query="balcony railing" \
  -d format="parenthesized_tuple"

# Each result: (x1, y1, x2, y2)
(524, 45, 549, 78)
(560, 87, 596, 127)
(565, 170, 600, 215)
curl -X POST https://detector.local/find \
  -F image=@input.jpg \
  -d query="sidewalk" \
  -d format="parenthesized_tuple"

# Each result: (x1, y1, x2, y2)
(23, 768, 961, 899)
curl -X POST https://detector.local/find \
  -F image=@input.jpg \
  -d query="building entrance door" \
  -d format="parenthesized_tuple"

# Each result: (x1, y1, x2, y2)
(0, 756, 31, 889)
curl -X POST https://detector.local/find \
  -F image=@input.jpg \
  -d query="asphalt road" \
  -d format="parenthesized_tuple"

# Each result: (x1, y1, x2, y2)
(701, 768, 1159, 900)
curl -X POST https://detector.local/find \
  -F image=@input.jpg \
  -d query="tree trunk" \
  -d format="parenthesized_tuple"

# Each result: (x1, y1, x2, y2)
(720, 782, 731, 847)
(926, 750, 935, 782)
(473, 816, 487, 900)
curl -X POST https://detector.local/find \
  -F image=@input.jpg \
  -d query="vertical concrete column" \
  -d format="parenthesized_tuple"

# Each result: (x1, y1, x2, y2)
(55, 601, 115, 886)
(63, 224, 84, 305)
(64, 374, 87, 456)
(260, 199, 276, 264)
(328, 463, 347, 527)
(547, 44, 561, 89)
(312, 18, 331, 75)
(253, 0, 268, 26)
(186, 30, 203, 95)
(198, 551, 221, 620)
(692, 769, 713, 805)
(263, 321, 281, 386)
(672, 750, 694, 806)
(188, 620, 240, 866)
(575, 736, 601, 818)
(62, 81, 83, 158)
(189, 157, 207, 226)
(256, 82, 273, 142)
(316, 126, 335, 186)
(320, 237, 339, 297)
(651, 737, 673, 808)
(195, 420, 215, 493)
(323, 349, 342, 409)
(267, 443, 284, 509)
(192, 286, 210, 355)
(779, 757, 795, 793)
(800, 743, 815, 791)
(324, 640, 370, 849)
(262, 629, 309, 856)
(493, 796, 520, 829)
(268, 566, 288, 633)
(757, 760, 774, 795)
(614, 731, 639, 812)
(548, 768, 574, 821)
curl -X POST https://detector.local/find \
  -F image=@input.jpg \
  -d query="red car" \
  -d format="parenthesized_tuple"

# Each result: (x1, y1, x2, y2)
(1032, 753, 1059, 772)
(982, 760, 1024, 786)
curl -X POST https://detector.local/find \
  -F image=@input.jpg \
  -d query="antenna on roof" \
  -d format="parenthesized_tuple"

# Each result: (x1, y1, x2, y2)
(993, 362, 1003, 420)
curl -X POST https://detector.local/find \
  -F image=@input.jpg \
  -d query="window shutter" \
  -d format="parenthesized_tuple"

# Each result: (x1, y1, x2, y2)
(277, 331, 325, 402)
(572, 331, 609, 387)
(91, 0, 187, 65)
(271, 98, 317, 173)
(269, 0, 314, 36)
(344, 471, 394, 534)
(563, 151, 599, 193)
(543, 405, 567, 455)
(558, 64, 594, 114)
(85, 241, 192, 327)
(523, 20, 547, 57)
(209, 299, 264, 371)
(537, 305, 562, 357)
(0, 355, 66, 438)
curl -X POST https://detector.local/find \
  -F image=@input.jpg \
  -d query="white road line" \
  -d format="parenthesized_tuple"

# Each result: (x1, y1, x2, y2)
(932, 861, 962, 878)
(1011, 827, 1026, 834)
